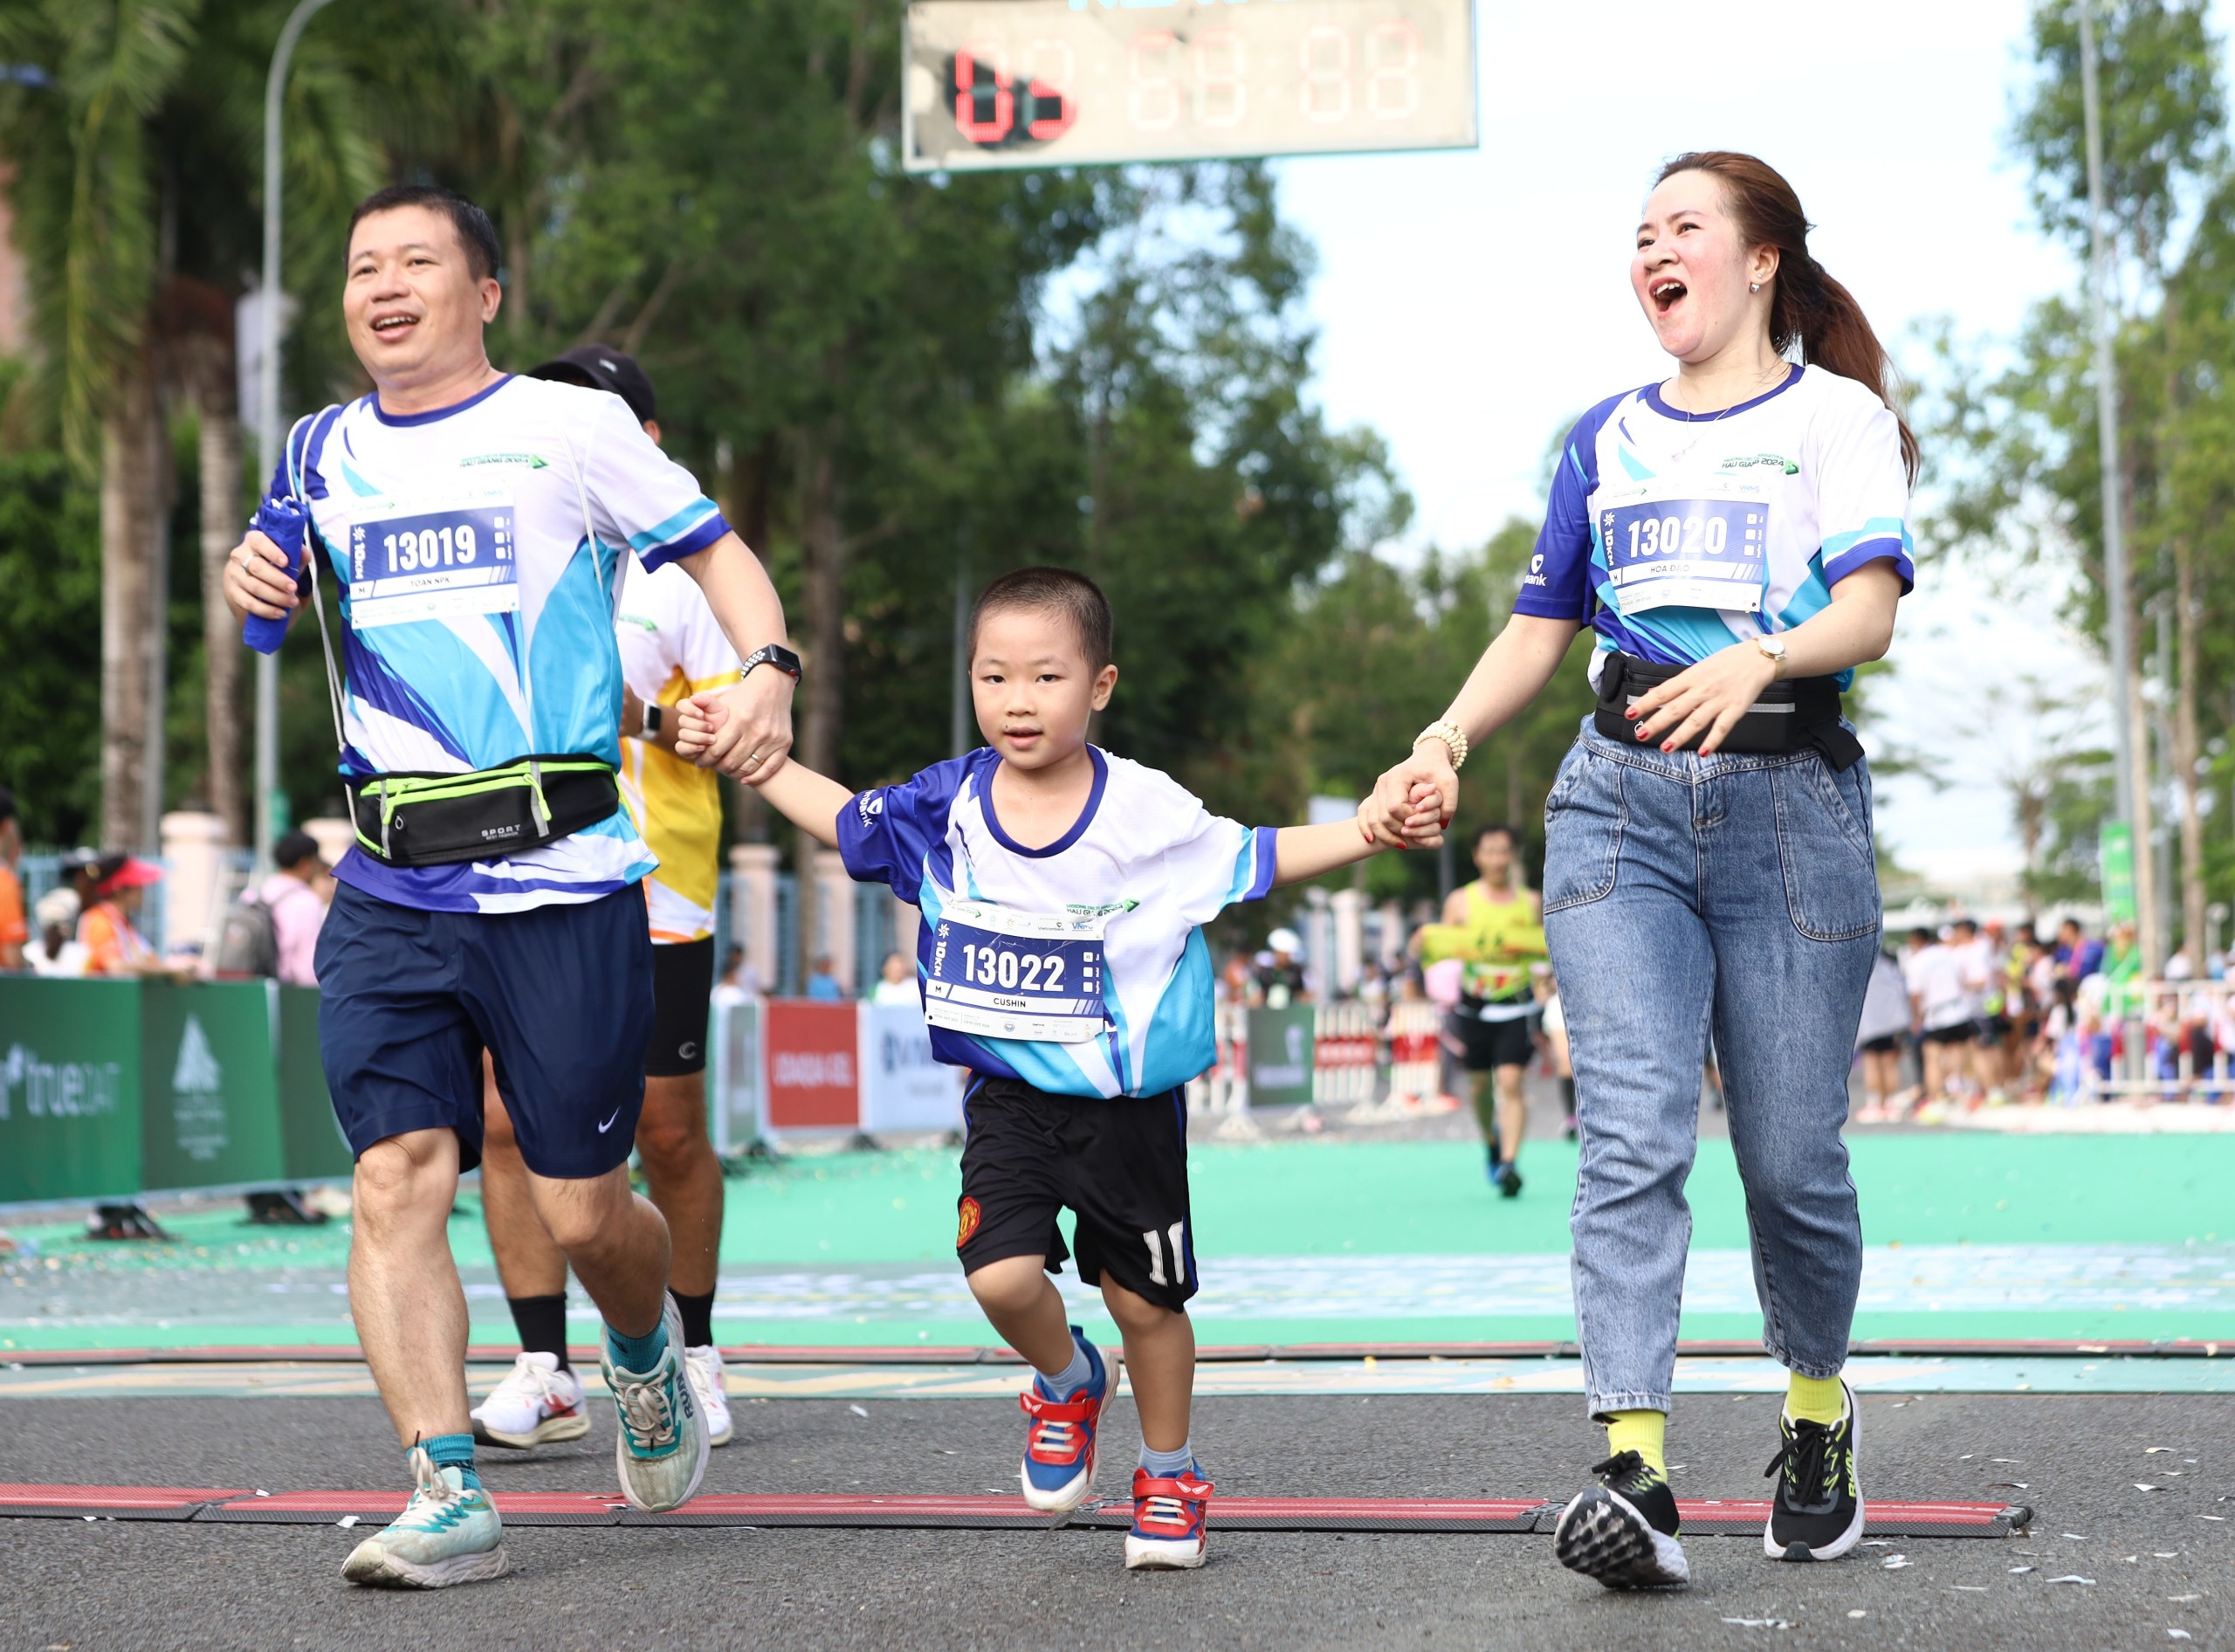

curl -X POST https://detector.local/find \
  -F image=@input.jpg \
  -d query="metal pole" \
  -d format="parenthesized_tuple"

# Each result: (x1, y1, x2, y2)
(2080, 3, 2135, 831)
(252, 0, 338, 870)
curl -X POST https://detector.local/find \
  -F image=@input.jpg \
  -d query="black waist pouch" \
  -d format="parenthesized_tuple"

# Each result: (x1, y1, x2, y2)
(1593, 651, 1864, 771)
(347, 755, 621, 868)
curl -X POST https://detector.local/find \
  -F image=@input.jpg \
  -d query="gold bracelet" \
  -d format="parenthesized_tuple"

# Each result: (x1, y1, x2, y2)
(1414, 719, 1469, 771)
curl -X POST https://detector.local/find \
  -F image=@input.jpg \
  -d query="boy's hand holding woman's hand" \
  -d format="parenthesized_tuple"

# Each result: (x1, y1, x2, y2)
(675, 687, 788, 783)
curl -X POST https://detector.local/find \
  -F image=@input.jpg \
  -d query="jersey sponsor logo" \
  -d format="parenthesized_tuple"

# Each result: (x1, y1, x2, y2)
(856, 792, 884, 828)
(459, 451, 549, 469)
(955, 1195, 982, 1249)
(1718, 452, 1798, 474)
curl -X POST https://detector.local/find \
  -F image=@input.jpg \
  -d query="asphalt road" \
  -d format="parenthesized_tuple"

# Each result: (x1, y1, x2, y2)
(3, 1390, 2229, 1651)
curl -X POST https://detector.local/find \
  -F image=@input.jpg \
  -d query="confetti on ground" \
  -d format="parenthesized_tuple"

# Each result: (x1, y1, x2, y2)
(848, 1404, 869, 1417)
(2046, 1575, 2096, 1586)
(336, 1515, 358, 1529)
(1882, 1554, 1911, 1570)
(2010, 1566, 2035, 1574)
(1721, 1619, 1791, 1629)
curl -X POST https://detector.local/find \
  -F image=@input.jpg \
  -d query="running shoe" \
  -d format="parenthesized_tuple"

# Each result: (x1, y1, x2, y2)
(1552, 1450, 1688, 1589)
(340, 1446, 510, 1589)
(602, 1294, 710, 1512)
(1764, 1379, 1864, 1560)
(683, 1345, 735, 1448)
(1016, 1326, 1108, 1514)
(1496, 1161, 1523, 1199)
(471, 1352, 589, 1449)
(1124, 1463, 1214, 1570)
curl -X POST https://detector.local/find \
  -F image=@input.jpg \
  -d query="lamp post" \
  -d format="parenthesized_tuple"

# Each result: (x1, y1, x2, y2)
(252, 0, 338, 869)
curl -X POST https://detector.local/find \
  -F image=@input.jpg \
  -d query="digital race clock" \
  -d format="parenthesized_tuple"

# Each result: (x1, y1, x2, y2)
(902, 0, 1478, 173)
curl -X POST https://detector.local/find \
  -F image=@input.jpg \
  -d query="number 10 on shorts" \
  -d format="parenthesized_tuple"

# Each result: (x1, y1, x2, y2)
(1144, 1221, 1187, 1287)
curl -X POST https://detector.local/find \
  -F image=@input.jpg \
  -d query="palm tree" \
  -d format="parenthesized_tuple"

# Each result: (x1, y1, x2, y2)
(1, 0, 376, 849)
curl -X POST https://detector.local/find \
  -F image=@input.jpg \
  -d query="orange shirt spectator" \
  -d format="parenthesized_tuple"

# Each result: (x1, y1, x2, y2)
(78, 855, 164, 975)
(0, 786, 25, 970)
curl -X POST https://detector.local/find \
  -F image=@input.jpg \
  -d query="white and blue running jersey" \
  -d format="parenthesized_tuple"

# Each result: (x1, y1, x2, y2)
(275, 375, 731, 912)
(838, 747, 1278, 1098)
(1515, 364, 1913, 688)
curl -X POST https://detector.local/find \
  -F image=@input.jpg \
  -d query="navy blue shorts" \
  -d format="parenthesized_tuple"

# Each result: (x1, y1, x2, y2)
(315, 880, 655, 1178)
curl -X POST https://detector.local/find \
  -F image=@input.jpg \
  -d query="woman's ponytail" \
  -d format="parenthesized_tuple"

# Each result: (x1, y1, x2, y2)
(1656, 152, 1920, 485)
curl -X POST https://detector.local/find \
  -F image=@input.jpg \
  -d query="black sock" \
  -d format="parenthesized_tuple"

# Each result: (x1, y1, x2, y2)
(672, 1289, 716, 1350)
(507, 1294, 572, 1372)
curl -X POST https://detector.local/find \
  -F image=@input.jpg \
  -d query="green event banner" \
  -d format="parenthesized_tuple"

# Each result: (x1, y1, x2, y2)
(137, 980, 286, 1193)
(2100, 820, 2137, 925)
(1247, 1005, 1317, 1108)
(277, 984, 354, 1181)
(0, 977, 144, 1203)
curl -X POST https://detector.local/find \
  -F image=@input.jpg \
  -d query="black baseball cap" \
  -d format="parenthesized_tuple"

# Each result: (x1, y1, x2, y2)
(527, 343, 657, 426)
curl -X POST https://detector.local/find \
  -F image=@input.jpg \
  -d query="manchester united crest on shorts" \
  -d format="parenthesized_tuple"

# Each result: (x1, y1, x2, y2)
(956, 1196, 982, 1249)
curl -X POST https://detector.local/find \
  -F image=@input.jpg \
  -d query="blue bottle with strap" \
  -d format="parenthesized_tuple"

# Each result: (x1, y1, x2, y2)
(241, 495, 309, 654)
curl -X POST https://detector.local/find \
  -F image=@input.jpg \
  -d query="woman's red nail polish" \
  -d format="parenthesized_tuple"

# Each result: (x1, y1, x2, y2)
(1661, 741, 1675, 753)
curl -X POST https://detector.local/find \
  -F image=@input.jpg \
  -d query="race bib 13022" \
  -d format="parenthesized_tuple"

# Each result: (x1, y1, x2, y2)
(922, 898, 1110, 1044)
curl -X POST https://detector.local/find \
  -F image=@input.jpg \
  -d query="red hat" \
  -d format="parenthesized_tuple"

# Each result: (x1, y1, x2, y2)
(93, 854, 163, 898)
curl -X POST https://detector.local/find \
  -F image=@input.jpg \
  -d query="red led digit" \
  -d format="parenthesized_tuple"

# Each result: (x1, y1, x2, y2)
(1366, 20, 1420, 120)
(954, 45, 1014, 144)
(1299, 24, 1351, 123)
(1023, 37, 1075, 140)
(1193, 28, 1246, 128)
(1128, 30, 1181, 131)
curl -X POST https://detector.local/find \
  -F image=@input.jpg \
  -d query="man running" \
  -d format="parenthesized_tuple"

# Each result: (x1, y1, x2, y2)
(469, 346, 745, 1454)
(1414, 823, 1546, 1195)
(222, 184, 794, 1588)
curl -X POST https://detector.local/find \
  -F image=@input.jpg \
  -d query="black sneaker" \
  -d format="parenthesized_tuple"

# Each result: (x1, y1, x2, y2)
(1496, 1161, 1523, 1199)
(1764, 1380, 1865, 1560)
(1553, 1449, 1688, 1588)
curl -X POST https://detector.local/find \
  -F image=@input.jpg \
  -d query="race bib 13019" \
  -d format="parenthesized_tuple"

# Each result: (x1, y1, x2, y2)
(347, 485, 519, 630)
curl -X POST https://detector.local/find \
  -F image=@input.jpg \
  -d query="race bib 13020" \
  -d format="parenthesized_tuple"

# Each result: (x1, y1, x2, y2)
(1598, 473, 1771, 616)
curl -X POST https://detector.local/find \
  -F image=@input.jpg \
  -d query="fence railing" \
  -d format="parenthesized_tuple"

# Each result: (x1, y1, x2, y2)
(2078, 979, 2235, 1102)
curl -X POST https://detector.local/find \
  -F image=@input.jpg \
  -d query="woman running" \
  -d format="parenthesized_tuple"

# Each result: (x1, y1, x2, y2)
(1367, 151, 1915, 1587)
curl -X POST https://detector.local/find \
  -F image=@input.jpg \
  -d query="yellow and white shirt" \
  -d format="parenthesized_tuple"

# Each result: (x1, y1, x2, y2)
(615, 554, 739, 944)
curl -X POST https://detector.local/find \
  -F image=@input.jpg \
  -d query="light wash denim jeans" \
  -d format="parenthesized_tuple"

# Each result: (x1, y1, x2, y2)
(1541, 717, 1878, 1417)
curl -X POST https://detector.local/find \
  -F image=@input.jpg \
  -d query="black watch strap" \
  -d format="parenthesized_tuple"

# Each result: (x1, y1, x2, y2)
(741, 644, 803, 683)
(640, 702, 663, 739)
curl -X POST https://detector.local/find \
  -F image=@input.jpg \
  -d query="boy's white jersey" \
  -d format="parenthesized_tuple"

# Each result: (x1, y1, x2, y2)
(838, 747, 1276, 1098)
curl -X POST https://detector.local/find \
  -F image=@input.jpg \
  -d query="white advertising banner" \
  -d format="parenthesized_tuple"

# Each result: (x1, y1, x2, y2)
(858, 1002, 966, 1135)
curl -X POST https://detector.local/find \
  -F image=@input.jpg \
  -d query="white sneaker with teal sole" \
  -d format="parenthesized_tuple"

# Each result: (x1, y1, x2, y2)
(602, 1294, 710, 1511)
(340, 1447, 510, 1589)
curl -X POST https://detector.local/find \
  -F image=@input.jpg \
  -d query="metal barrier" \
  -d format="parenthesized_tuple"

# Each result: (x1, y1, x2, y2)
(1310, 1001, 1379, 1105)
(1384, 1000, 1447, 1106)
(2083, 980, 2235, 1101)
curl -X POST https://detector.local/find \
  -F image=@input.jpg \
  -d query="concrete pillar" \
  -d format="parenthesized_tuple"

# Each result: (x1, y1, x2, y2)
(300, 816, 354, 871)
(158, 811, 229, 957)
(729, 843, 781, 995)
(1377, 899, 1406, 971)
(1331, 887, 1365, 996)
(813, 848, 856, 991)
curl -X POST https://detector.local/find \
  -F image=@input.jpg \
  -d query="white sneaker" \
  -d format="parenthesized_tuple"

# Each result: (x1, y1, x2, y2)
(340, 1447, 510, 1589)
(470, 1352, 590, 1449)
(684, 1345, 734, 1448)
(603, 1294, 710, 1511)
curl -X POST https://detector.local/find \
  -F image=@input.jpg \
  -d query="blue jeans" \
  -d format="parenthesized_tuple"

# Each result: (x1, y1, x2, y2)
(1541, 719, 1878, 1417)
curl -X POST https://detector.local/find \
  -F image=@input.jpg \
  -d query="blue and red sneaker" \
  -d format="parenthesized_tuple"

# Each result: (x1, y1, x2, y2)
(1016, 1327, 1108, 1513)
(1124, 1463, 1214, 1570)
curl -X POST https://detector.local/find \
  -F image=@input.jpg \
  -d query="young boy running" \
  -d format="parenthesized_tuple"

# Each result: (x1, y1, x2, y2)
(679, 567, 1385, 1569)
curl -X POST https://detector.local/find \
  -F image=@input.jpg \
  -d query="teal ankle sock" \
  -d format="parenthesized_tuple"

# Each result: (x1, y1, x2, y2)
(605, 1316, 670, 1374)
(421, 1432, 479, 1490)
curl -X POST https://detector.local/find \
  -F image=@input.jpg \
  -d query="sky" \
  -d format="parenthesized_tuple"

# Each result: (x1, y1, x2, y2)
(1262, 0, 2228, 885)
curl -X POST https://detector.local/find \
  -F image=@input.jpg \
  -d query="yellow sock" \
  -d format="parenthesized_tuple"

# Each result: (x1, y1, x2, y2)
(1786, 1373, 1846, 1424)
(1604, 1409, 1666, 1479)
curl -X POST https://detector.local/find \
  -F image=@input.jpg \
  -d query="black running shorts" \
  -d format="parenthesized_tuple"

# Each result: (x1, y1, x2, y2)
(1450, 1002, 1537, 1072)
(645, 935, 715, 1077)
(955, 1075, 1196, 1313)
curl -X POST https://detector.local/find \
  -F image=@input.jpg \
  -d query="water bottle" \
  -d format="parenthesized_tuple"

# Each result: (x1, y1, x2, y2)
(241, 496, 308, 655)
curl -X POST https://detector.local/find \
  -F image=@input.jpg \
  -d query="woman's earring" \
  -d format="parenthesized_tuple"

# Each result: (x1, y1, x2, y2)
(1750, 282, 1761, 293)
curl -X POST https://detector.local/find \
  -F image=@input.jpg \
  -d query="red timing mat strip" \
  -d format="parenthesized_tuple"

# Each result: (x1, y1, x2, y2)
(5, 1338, 2225, 1366)
(0, 1483, 2031, 1537)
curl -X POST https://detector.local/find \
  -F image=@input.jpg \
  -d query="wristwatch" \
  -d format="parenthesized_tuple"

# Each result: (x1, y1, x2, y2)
(740, 643, 803, 684)
(1755, 634, 1790, 680)
(639, 702, 663, 740)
